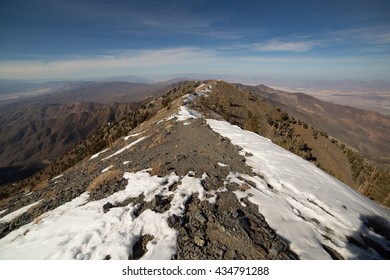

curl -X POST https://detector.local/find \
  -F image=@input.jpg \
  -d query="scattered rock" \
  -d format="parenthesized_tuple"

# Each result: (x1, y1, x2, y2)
(103, 202, 114, 213)
(194, 211, 207, 224)
(268, 243, 285, 258)
(194, 236, 206, 247)
(322, 244, 344, 260)
(129, 234, 154, 260)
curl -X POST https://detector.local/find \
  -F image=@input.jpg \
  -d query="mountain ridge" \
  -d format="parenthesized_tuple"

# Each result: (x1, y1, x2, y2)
(0, 80, 389, 260)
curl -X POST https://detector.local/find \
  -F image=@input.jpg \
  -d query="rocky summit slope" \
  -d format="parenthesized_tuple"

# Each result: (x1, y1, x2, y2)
(0, 80, 389, 260)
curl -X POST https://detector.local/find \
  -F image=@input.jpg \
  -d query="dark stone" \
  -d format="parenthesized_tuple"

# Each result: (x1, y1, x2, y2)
(129, 234, 154, 260)
(103, 202, 114, 213)
(322, 244, 344, 260)
(268, 243, 285, 258)
(168, 215, 179, 227)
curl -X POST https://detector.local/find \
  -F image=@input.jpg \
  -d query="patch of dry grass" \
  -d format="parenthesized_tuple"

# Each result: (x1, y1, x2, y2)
(32, 180, 48, 191)
(87, 169, 123, 193)
(150, 160, 162, 176)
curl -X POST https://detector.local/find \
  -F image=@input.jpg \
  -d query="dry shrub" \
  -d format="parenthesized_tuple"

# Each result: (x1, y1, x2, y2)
(44, 187, 59, 199)
(33, 214, 47, 225)
(165, 123, 173, 130)
(87, 162, 98, 174)
(238, 184, 250, 192)
(87, 169, 123, 193)
(32, 180, 48, 191)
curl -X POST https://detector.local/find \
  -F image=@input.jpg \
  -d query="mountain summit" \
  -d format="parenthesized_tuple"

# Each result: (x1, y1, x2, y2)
(0, 80, 389, 260)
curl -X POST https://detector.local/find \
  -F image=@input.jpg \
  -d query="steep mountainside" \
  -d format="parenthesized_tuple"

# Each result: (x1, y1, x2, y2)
(0, 80, 389, 260)
(0, 81, 182, 184)
(0, 102, 138, 185)
(238, 84, 390, 167)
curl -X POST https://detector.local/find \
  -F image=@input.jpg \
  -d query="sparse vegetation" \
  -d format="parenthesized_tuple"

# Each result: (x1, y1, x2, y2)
(344, 148, 390, 203)
(151, 160, 162, 176)
(244, 111, 259, 132)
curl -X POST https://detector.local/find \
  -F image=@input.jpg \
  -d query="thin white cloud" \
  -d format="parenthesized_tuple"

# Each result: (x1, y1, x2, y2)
(0, 48, 218, 79)
(253, 39, 321, 52)
(249, 25, 390, 54)
(328, 26, 390, 45)
(1, 47, 389, 81)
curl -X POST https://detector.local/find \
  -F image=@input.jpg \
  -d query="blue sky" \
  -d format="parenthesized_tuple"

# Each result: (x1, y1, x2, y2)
(0, 0, 390, 81)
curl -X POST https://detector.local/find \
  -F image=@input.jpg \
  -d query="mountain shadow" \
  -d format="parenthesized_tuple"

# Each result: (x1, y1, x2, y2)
(346, 214, 390, 259)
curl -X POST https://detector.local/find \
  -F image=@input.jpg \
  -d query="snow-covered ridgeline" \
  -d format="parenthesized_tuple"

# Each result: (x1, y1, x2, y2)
(158, 93, 203, 125)
(158, 105, 202, 125)
(176, 106, 202, 122)
(195, 83, 212, 95)
(207, 119, 390, 260)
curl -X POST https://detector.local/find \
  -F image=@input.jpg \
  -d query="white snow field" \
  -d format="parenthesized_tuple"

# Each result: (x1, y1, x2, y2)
(0, 170, 217, 259)
(207, 119, 390, 259)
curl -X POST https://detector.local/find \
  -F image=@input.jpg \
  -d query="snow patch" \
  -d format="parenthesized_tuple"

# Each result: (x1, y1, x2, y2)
(176, 106, 202, 122)
(90, 149, 109, 160)
(0, 200, 43, 224)
(217, 162, 228, 167)
(167, 172, 208, 217)
(51, 174, 63, 181)
(160, 105, 202, 124)
(195, 83, 212, 96)
(207, 119, 390, 260)
(0, 209, 7, 216)
(124, 132, 143, 141)
(157, 114, 175, 124)
(196, 83, 205, 90)
(101, 165, 114, 173)
(102, 137, 147, 160)
(183, 93, 196, 105)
